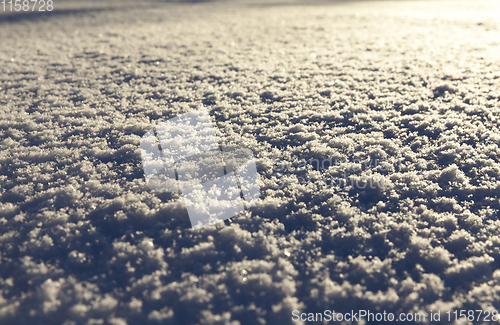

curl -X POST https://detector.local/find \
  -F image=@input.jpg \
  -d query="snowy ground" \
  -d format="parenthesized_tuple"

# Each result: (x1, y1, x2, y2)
(2, 1, 500, 324)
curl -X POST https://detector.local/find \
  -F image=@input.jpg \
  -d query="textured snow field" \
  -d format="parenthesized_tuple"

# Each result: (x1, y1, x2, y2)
(2, 1, 500, 324)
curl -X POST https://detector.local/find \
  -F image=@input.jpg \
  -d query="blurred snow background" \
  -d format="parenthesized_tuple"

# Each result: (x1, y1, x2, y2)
(2, 0, 500, 324)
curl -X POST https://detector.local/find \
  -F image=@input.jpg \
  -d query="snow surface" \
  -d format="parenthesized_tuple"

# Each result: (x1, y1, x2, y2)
(2, 0, 500, 324)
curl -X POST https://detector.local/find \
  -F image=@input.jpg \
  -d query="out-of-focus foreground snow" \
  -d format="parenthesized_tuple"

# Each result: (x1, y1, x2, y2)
(2, 1, 500, 324)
